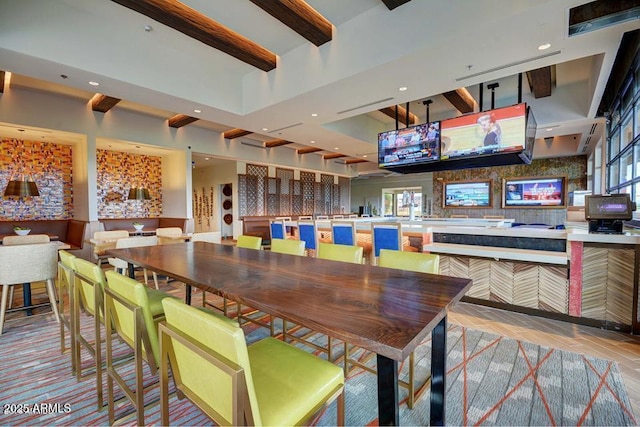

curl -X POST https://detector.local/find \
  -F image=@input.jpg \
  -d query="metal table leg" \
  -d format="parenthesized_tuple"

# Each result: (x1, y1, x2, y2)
(185, 285, 192, 305)
(431, 314, 447, 426)
(23, 283, 33, 316)
(377, 354, 399, 426)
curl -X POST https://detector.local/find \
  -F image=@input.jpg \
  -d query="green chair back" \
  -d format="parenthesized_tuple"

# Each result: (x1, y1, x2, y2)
(74, 257, 107, 318)
(104, 270, 161, 366)
(236, 235, 262, 250)
(58, 249, 77, 292)
(161, 298, 261, 425)
(379, 249, 440, 274)
(270, 238, 305, 256)
(317, 242, 363, 264)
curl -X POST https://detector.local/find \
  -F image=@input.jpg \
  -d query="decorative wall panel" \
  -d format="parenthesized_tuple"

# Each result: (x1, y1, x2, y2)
(277, 168, 293, 215)
(97, 149, 162, 218)
(0, 137, 72, 220)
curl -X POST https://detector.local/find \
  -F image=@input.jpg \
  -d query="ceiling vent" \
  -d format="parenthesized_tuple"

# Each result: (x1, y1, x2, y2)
(337, 97, 395, 115)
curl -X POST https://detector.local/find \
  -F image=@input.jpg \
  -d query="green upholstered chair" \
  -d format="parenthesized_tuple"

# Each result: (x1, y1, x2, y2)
(236, 235, 262, 250)
(317, 242, 363, 264)
(103, 270, 178, 425)
(347, 249, 440, 409)
(57, 250, 77, 371)
(159, 298, 345, 426)
(270, 238, 305, 256)
(210, 234, 263, 319)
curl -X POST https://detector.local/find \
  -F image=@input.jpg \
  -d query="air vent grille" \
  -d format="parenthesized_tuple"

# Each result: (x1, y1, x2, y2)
(456, 51, 561, 81)
(590, 123, 598, 135)
(337, 97, 395, 115)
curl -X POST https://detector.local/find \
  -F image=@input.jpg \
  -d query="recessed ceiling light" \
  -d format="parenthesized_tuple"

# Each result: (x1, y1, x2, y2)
(546, 128, 553, 131)
(538, 43, 551, 51)
(363, 154, 367, 158)
(204, 157, 210, 160)
(262, 128, 268, 131)
(193, 109, 201, 113)
(334, 147, 339, 150)
(89, 81, 100, 86)
(311, 113, 318, 117)
(399, 86, 408, 91)
(310, 140, 315, 144)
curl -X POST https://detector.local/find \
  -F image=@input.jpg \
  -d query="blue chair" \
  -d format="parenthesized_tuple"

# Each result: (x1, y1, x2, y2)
(269, 219, 287, 240)
(298, 220, 319, 255)
(331, 220, 356, 246)
(372, 222, 417, 264)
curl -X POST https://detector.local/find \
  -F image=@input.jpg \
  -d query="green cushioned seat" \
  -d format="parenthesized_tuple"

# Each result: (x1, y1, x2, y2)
(160, 298, 345, 426)
(146, 288, 178, 318)
(317, 242, 363, 264)
(248, 337, 343, 426)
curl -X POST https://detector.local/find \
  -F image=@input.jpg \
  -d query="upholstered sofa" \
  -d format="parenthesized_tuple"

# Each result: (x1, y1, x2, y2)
(0, 219, 88, 250)
(99, 217, 187, 233)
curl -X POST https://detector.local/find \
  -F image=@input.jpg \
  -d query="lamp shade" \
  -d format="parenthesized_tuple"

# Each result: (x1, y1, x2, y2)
(4, 180, 39, 197)
(128, 187, 151, 200)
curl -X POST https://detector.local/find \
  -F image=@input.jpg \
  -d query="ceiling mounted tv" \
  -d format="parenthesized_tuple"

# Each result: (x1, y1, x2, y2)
(441, 103, 527, 161)
(378, 122, 440, 169)
(502, 176, 566, 208)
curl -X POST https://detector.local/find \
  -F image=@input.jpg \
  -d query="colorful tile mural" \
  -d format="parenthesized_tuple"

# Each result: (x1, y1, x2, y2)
(97, 149, 162, 218)
(0, 137, 73, 220)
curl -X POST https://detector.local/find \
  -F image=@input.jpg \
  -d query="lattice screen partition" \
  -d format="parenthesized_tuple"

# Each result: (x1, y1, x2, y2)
(239, 164, 268, 216)
(321, 174, 334, 214)
(276, 168, 293, 215)
(292, 180, 303, 215)
(300, 171, 315, 215)
(266, 177, 280, 215)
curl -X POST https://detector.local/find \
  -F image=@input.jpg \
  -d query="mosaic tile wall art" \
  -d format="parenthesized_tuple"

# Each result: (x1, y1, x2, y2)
(432, 155, 588, 224)
(97, 149, 162, 218)
(0, 137, 73, 220)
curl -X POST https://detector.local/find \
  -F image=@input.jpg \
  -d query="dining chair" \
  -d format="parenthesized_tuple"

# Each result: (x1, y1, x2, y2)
(107, 236, 159, 289)
(240, 238, 306, 337)
(298, 219, 320, 256)
(0, 242, 59, 335)
(348, 214, 359, 218)
(207, 236, 261, 310)
(159, 298, 345, 426)
(2, 234, 52, 310)
(346, 249, 440, 409)
(57, 250, 77, 372)
(316, 242, 363, 264)
(156, 227, 184, 245)
(316, 215, 329, 220)
(371, 222, 418, 265)
(72, 257, 109, 409)
(451, 214, 468, 218)
(103, 270, 178, 425)
(331, 220, 372, 262)
(332, 214, 345, 219)
(298, 215, 313, 220)
(236, 235, 262, 250)
(92, 230, 129, 265)
(190, 231, 221, 243)
(483, 215, 505, 219)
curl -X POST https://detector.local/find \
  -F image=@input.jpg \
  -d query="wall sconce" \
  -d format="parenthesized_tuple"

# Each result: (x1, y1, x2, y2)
(128, 187, 151, 200)
(4, 179, 39, 197)
(3, 129, 40, 197)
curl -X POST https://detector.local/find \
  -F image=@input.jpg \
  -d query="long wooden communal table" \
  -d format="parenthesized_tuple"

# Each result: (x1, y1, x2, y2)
(107, 242, 473, 426)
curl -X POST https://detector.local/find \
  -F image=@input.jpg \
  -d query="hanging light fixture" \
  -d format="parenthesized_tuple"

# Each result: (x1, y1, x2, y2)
(128, 187, 150, 200)
(3, 129, 40, 197)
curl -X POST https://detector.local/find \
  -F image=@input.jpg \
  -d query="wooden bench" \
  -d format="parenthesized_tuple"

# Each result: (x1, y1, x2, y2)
(0, 219, 87, 250)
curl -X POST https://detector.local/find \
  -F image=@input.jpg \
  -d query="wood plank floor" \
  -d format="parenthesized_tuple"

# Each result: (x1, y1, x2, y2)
(449, 301, 640, 418)
(5, 278, 640, 419)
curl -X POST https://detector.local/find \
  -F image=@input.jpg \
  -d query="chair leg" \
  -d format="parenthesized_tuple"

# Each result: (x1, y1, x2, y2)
(8, 286, 15, 309)
(45, 279, 60, 322)
(337, 389, 345, 426)
(408, 351, 415, 409)
(0, 285, 10, 335)
(152, 272, 159, 289)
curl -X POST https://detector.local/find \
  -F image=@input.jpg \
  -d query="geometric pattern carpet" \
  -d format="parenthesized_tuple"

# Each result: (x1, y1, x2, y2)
(0, 308, 636, 426)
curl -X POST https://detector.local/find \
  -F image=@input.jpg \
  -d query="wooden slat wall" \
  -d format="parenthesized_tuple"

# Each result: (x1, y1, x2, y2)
(606, 248, 635, 325)
(440, 255, 569, 314)
(582, 247, 614, 321)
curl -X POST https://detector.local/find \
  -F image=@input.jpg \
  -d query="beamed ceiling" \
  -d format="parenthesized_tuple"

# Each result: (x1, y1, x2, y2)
(0, 0, 638, 173)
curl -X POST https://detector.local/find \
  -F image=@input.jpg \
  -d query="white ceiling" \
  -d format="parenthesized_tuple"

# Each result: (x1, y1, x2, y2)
(0, 0, 638, 173)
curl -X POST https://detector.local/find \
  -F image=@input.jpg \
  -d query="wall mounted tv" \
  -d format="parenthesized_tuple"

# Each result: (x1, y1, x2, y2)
(378, 122, 440, 168)
(443, 180, 492, 208)
(379, 103, 535, 174)
(502, 176, 566, 208)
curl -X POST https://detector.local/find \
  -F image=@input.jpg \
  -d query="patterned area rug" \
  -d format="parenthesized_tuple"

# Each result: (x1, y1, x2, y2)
(0, 306, 636, 426)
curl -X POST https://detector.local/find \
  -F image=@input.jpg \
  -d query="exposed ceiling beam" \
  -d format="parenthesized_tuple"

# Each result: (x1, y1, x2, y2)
(264, 139, 293, 148)
(442, 88, 476, 114)
(379, 105, 418, 126)
(526, 66, 553, 98)
(249, 0, 332, 46)
(223, 128, 253, 139)
(168, 113, 199, 128)
(110, 0, 277, 72)
(90, 93, 121, 113)
(381, 0, 412, 11)
(345, 158, 369, 164)
(0, 71, 5, 94)
(323, 153, 346, 160)
(297, 147, 323, 154)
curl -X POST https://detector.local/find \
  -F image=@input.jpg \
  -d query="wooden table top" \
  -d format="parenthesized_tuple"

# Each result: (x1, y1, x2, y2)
(107, 242, 473, 361)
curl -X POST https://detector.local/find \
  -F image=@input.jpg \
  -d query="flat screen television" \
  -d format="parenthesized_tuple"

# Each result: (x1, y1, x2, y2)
(502, 176, 566, 208)
(441, 103, 527, 161)
(443, 180, 492, 208)
(585, 194, 634, 220)
(378, 122, 440, 168)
